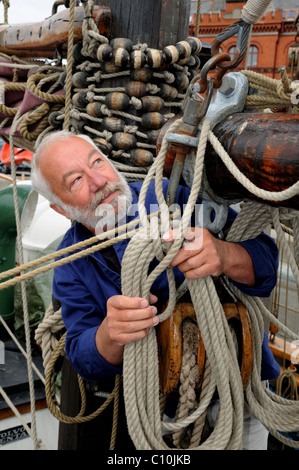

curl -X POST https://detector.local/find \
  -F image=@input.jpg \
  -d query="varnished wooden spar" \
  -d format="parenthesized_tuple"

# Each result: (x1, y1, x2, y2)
(0, 5, 111, 58)
(160, 113, 299, 209)
(205, 113, 299, 209)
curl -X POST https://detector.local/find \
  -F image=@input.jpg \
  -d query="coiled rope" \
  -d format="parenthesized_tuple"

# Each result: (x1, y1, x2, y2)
(120, 116, 299, 450)
(242, 68, 299, 110)
(1, 0, 298, 451)
(1, 112, 299, 449)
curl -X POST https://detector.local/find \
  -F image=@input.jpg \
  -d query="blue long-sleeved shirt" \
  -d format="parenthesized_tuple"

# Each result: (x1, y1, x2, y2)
(53, 181, 280, 382)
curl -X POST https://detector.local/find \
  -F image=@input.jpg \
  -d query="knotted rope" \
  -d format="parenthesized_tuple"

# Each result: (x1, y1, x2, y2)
(1, 90, 298, 450)
(242, 68, 299, 110)
(120, 115, 299, 450)
(172, 319, 200, 448)
(121, 117, 244, 450)
(0, 110, 298, 449)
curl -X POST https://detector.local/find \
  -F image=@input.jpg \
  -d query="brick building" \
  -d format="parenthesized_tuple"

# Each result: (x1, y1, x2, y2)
(189, 0, 299, 79)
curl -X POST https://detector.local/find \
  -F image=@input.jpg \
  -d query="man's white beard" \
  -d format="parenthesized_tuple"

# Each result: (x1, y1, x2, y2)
(62, 172, 133, 233)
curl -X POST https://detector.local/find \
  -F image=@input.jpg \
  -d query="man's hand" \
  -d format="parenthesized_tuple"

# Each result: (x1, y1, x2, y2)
(163, 227, 255, 285)
(96, 294, 159, 366)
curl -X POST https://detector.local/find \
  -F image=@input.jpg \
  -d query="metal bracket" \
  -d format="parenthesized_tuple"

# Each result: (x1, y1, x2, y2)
(196, 193, 229, 234)
(167, 71, 248, 147)
(166, 72, 248, 233)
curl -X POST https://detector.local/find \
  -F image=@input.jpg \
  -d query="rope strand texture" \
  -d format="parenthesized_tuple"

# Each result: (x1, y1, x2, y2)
(3, 83, 299, 447)
(121, 116, 299, 450)
(241, 0, 272, 24)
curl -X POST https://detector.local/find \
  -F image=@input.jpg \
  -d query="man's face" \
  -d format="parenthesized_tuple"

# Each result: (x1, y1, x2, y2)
(39, 136, 132, 233)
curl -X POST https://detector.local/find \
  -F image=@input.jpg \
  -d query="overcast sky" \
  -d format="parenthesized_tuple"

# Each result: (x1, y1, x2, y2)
(4, 0, 64, 24)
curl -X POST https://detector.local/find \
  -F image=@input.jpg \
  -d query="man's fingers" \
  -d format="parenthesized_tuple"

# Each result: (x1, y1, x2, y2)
(107, 304, 160, 345)
(163, 227, 203, 242)
(149, 292, 158, 304)
(108, 295, 151, 310)
(180, 262, 221, 280)
(168, 240, 204, 268)
(107, 294, 159, 323)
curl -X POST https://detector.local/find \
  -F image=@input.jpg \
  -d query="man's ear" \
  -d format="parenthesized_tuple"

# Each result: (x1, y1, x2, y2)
(50, 203, 71, 220)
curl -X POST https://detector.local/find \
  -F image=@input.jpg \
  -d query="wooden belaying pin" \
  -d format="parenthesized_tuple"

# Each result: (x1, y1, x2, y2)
(86, 102, 103, 117)
(105, 92, 130, 110)
(141, 112, 165, 130)
(130, 149, 153, 167)
(140, 95, 165, 112)
(102, 116, 125, 132)
(111, 132, 137, 150)
(72, 91, 89, 108)
(125, 81, 147, 98)
(130, 68, 153, 82)
(112, 48, 130, 68)
(97, 43, 113, 62)
(110, 38, 134, 52)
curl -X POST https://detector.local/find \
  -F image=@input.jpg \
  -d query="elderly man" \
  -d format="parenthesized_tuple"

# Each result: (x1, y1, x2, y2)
(31, 130, 279, 450)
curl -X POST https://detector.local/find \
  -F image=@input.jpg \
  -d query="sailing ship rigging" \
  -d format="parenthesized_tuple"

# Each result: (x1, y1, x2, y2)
(0, 0, 298, 451)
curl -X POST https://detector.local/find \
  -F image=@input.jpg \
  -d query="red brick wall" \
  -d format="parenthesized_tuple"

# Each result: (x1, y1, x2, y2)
(190, 2, 298, 79)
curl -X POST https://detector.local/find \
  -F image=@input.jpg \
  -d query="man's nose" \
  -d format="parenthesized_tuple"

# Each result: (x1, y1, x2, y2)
(86, 168, 107, 192)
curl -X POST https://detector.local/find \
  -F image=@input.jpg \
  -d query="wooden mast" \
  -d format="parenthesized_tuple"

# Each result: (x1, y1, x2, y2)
(96, 0, 191, 48)
(57, 0, 193, 451)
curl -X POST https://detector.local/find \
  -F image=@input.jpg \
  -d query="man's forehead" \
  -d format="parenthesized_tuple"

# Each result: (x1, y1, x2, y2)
(43, 137, 98, 161)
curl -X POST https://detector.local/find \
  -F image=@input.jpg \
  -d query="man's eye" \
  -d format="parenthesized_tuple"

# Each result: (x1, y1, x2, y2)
(93, 158, 102, 166)
(72, 176, 81, 186)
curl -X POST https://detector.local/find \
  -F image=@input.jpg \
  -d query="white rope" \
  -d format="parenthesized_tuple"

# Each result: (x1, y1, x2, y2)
(0, 315, 45, 384)
(0, 386, 46, 449)
(8, 108, 43, 450)
(122, 117, 247, 449)
(121, 115, 299, 450)
(208, 130, 299, 202)
(241, 0, 272, 24)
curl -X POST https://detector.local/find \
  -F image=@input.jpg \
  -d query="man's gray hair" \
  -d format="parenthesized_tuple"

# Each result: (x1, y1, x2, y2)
(31, 130, 105, 205)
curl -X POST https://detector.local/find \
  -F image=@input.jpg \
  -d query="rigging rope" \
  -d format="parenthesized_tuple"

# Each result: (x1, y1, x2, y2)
(5, 106, 42, 450)
(63, 0, 75, 131)
(0, 112, 298, 450)
(0, 0, 298, 451)
(120, 117, 299, 450)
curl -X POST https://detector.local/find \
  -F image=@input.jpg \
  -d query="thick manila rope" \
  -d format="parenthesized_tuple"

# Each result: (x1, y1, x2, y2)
(122, 116, 299, 449)
(121, 117, 245, 450)
(241, 0, 272, 24)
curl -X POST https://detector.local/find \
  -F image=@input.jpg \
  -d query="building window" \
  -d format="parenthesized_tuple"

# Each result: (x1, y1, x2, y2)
(228, 45, 236, 60)
(247, 45, 258, 66)
(229, 45, 258, 66)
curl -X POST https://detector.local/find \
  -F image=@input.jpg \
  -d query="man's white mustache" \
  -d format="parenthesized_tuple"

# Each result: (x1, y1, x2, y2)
(89, 182, 123, 210)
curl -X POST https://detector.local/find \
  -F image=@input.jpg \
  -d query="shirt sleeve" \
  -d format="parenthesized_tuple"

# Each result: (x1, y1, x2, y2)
(233, 234, 279, 297)
(53, 262, 123, 381)
(224, 206, 279, 297)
